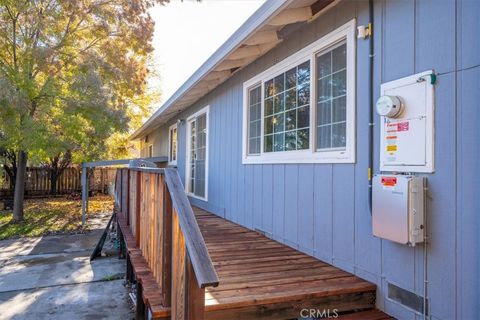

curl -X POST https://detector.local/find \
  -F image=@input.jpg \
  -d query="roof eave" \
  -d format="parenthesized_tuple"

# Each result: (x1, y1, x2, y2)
(130, 0, 293, 140)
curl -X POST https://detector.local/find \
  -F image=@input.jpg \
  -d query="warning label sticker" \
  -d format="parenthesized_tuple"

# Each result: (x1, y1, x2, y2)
(381, 176, 397, 188)
(386, 145, 397, 152)
(386, 122, 397, 133)
(397, 122, 409, 132)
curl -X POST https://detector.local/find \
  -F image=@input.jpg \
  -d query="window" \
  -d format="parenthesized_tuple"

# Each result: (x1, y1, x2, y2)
(185, 106, 209, 200)
(316, 42, 347, 150)
(247, 85, 261, 155)
(263, 61, 310, 152)
(147, 144, 153, 158)
(168, 124, 177, 165)
(242, 20, 356, 164)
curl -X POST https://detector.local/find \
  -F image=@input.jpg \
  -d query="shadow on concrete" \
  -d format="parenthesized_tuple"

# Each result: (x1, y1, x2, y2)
(0, 215, 133, 320)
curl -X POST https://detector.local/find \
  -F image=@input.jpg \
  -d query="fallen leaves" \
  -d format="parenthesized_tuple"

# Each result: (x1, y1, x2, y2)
(0, 195, 113, 240)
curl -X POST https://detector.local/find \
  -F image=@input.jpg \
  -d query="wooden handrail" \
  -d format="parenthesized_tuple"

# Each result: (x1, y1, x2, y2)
(164, 168, 219, 288)
(114, 167, 218, 319)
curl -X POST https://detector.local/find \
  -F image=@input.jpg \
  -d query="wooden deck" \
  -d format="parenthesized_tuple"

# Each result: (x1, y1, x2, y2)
(115, 168, 387, 319)
(194, 207, 377, 319)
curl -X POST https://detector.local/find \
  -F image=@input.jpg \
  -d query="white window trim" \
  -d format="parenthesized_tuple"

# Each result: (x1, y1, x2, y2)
(168, 123, 178, 166)
(242, 19, 356, 164)
(185, 105, 209, 201)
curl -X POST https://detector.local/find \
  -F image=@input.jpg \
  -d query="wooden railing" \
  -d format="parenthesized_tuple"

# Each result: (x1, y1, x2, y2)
(114, 167, 219, 319)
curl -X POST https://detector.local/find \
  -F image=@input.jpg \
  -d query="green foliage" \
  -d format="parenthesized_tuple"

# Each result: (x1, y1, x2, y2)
(0, 0, 163, 163)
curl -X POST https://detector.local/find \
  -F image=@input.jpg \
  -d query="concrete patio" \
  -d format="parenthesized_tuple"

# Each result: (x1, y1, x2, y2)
(0, 229, 133, 320)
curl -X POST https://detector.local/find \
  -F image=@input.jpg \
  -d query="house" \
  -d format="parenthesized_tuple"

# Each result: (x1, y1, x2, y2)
(129, 0, 479, 319)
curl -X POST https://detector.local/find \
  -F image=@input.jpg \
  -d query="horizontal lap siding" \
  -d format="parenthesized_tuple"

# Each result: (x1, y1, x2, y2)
(155, 1, 479, 319)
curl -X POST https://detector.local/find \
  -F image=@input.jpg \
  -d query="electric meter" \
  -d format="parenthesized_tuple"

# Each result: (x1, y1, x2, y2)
(378, 70, 435, 173)
(376, 95, 403, 118)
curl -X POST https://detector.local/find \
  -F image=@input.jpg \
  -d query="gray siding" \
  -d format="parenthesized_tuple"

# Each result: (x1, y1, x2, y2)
(156, 1, 479, 319)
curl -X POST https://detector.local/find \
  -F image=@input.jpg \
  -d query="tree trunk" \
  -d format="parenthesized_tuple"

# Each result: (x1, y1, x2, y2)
(13, 151, 27, 222)
(50, 171, 58, 195)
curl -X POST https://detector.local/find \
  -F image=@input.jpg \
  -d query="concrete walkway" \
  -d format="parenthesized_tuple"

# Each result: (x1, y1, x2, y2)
(0, 229, 133, 320)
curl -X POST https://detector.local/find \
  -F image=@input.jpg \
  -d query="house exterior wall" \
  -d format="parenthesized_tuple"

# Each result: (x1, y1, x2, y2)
(138, 125, 169, 158)
(148, 1, 479, 319)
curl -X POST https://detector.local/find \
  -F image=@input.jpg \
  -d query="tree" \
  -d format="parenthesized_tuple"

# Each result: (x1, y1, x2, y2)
(43, 150, 72, 195)
(0, 0, 164, 221)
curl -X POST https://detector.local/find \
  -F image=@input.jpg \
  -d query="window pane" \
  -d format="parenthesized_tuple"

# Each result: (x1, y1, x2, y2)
(273, 133, 284, 151)
(273, 114, 284, 133)
(169, 127, 177, 162)
(265, 97, 273, 116)
(297, 105, 309, 128)
(248, 85, 261, 155)
(317, 101, 331, 126)
(249, 121, 257, 138)
(332, 43, 346, 72)
(285, 109, 296, 131)
(332, 122, 346, 148)
(274, 93, 285, 114)
(297, 83, 310, 106)
(297, 128, 309, 150)
(249, 104, 256, 121)
(249, 86, 260, 104)
(317, 125, 331, 149)
(317, 76, 332, 102)
(263, 60, 310, 153)
(285, 88, 296, 110)
(274, 74, 285, 93)
(265, 79, 274, 97)
(285, 67, 297, 89)
(315, 41, 347, 151)
(249, 138, 260, 154)
(264, 135, 273, 152)
(332, 70, 346, 97)
(285, 131, 296, 151)
(317, 51, 331, 78)
(264, 116, 273, 134)
(332, 96, 346, 123)
(297, 61, 310, 84)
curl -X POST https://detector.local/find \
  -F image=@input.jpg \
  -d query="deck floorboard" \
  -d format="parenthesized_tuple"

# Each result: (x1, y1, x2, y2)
(193, 207, 377, 319)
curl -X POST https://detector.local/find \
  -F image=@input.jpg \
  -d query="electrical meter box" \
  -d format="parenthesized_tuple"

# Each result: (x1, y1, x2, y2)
(372, 174, 425, 246)
(379, 70, 435, 173)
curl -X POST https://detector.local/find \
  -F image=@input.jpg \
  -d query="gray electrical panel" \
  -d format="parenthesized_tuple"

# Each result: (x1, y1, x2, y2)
(372, 174, 425, 246)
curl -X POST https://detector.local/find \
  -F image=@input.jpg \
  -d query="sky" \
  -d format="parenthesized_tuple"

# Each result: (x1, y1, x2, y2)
(148, 0, 266, 107)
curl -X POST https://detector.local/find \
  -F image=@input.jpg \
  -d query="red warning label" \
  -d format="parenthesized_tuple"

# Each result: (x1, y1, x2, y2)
(397, 122, 409, 132)
(381, 176, 397, 187)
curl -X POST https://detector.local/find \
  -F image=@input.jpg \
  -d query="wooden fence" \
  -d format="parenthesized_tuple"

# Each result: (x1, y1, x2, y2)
(0, 167, 116, 198)
(114, 167, 219, 319)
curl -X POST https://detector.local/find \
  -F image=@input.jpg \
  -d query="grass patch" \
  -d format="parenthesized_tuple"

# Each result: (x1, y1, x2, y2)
(0, 195, 113, 240)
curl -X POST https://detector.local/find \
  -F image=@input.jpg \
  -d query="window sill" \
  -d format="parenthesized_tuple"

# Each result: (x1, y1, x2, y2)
(187, 193, 208, 202)
(242, 152, 355, 164)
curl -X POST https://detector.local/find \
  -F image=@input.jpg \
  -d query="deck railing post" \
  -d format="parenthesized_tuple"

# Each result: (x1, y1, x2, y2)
(126, 169, 130, 221)
(161, 177, 173, 307)
(171, 209, 205, 320)
(135, 171, 142, 246)
(186, 254, 205, 320)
